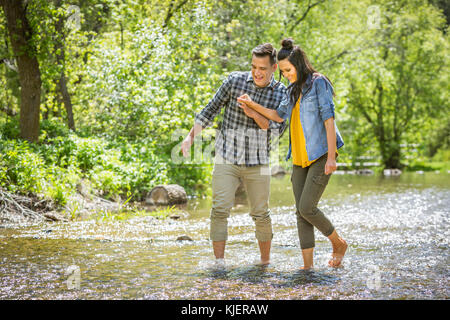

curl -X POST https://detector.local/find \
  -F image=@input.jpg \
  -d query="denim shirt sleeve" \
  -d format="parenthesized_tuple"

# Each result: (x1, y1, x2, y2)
(275, 95, 291, 120)
(315, 77, 335, 122)
(268, 119, 287, 136)
(195, 73, 232, 128)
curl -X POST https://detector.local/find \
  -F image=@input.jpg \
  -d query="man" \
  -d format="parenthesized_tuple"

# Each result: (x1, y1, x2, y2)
(181, 43, 286, 265)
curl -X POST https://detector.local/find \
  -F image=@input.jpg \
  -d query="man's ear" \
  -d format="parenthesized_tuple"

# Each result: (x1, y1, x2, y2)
(272, 63, 278, 73)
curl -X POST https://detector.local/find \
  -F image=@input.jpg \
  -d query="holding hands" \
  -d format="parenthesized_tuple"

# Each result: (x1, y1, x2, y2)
(237, 94, 257, 118)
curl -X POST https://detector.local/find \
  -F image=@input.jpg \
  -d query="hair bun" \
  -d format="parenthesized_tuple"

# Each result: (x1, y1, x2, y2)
(281, 38, 294, 50)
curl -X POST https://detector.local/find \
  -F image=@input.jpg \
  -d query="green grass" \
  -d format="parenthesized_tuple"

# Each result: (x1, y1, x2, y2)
(92, 205, 179, 222)
(405, 160, 450, 172)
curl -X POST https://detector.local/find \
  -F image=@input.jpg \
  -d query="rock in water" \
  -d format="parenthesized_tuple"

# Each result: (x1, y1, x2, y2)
(355, 169, 374, 175)
(169, 210, 190, 220)
(176, 235, 193, 241)
(146, 184, 187, 206)
(383, 168, 402, 176)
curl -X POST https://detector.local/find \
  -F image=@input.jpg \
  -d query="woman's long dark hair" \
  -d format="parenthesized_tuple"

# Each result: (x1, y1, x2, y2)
(277, 38, 334, 103)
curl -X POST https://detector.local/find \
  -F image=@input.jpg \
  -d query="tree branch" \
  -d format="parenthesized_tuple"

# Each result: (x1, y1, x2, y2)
(163, 0, 189, 29)
(288, 0, 326, 33)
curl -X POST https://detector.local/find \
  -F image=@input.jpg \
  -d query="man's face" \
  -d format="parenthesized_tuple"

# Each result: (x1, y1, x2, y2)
(251, 55, 277, 88)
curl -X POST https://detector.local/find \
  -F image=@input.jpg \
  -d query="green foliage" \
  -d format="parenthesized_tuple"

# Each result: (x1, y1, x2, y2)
(0, 122, 172, 204)
(94, 204, 179, 222)
(0, 139, 45, 194)
(1, 0, 449, 204)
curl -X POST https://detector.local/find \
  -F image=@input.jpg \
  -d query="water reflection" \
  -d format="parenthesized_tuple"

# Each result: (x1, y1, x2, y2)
(0, 172, 449, 299)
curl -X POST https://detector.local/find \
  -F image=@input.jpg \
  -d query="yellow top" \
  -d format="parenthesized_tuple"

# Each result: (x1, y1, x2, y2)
(291, 96, 316, 167)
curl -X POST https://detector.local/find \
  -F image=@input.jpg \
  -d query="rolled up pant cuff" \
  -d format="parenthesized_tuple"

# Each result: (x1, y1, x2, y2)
(255, 231, 273, 242)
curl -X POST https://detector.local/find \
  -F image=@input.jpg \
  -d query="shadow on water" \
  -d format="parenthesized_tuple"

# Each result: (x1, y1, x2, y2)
(276, 269, 340, 287)
(201, 263, 340, 288)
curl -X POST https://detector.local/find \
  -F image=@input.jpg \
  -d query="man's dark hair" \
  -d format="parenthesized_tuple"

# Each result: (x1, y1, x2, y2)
(252, 43, 277, 65)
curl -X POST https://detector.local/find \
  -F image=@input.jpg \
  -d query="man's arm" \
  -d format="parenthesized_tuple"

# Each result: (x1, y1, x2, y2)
(181, 122, 203, 157)
(181, 74, 233, 157)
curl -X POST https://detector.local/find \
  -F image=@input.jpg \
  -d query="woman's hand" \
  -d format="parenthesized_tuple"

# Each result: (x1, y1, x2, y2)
(237, 94, 253, 108)
(324, 158, 337, 175)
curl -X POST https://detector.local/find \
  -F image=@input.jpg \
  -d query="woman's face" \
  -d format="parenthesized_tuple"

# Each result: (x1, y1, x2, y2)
(278, 59, 297, 83)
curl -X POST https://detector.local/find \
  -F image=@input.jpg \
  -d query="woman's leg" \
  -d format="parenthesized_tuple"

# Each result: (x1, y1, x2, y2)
(298, 155, 347, 267)
(291, 165, 315, 269)
(327, 230, 347, 267)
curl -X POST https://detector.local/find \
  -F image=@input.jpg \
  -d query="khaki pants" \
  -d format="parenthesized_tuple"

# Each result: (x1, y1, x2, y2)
(210, 155, 272, 242)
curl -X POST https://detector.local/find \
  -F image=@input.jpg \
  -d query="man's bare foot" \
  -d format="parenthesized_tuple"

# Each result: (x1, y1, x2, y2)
(329, 238, 347, 267)
(256, 260, 270, 266)
(300, 265, 313, 270)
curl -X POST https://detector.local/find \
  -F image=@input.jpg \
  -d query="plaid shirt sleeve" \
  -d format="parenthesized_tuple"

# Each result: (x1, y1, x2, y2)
(194, 74, 232, 128)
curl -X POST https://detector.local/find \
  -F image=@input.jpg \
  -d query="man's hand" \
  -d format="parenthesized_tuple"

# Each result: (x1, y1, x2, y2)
(181, 135, 193, 157)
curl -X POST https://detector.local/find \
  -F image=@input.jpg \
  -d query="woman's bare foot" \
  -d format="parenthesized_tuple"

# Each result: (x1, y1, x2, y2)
(300, 265, 313, 270)
(328, 238, 347, 267)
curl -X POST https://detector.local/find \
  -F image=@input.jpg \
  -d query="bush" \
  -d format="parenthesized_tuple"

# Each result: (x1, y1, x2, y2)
(0, 118, 210, 206)
(0, 139, 46, 194)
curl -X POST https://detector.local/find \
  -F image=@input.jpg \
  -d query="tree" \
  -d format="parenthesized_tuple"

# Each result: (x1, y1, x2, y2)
(54, 0, 75, 131)
(1, 0, 42, 142)
(341, 0, 449, 168)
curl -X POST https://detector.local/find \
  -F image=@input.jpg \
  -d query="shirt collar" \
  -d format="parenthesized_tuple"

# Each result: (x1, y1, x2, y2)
(302, 73, 313, 93)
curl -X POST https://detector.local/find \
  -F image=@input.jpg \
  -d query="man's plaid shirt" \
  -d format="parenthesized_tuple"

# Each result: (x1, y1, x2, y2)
(195, 71, 287, 166)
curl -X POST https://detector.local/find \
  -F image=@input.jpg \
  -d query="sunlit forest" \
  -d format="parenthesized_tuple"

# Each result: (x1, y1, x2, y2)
(1, 0, 449, 207)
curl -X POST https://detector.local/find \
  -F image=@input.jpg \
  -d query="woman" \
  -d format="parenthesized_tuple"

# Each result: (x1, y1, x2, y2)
(237, 38, 347, 269)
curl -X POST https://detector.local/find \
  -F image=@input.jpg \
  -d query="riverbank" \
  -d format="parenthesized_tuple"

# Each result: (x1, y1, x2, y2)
(1, 165, 449, 228)
(0, 187, 190, 229)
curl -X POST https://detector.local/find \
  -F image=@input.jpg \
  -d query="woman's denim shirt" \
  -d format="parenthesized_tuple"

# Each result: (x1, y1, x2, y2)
(276, 73, 344, 162)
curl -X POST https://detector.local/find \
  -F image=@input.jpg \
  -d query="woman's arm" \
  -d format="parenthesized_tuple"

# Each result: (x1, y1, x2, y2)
(239, 103, 270, 130)
(324, 118, 337, 175)
(237, 95, 284, 123)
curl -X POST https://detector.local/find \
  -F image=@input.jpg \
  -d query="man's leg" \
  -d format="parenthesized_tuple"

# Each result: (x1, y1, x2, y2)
(242, 165, 272, 264)
(210, 159, 240, 259)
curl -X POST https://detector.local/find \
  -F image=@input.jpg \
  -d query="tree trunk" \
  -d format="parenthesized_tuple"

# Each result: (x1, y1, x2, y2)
(59, 69, 75, 131)
(384, 148, 402, 169)
(1, 0, 42, 142)
(54, 0, 75, 131)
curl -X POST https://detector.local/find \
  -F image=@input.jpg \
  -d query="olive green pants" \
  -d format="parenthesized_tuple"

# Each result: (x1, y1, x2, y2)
(291, 154, 335, 249)
(210, 155, 272, 242)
